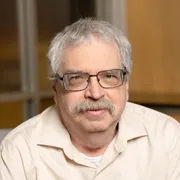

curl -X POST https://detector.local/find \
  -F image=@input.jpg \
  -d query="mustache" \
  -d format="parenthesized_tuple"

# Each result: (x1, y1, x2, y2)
(72, 98, 115, 115)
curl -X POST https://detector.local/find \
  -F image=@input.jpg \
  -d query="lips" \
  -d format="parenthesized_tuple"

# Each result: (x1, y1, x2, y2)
(82, 108, 107, 116)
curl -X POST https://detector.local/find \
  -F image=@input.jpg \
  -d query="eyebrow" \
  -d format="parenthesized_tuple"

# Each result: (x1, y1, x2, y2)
(63, 68, 124, 74)
(64, 69, 88, 74)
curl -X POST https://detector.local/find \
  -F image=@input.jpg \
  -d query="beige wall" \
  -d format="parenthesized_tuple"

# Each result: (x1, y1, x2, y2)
(0, 129, 11, 142)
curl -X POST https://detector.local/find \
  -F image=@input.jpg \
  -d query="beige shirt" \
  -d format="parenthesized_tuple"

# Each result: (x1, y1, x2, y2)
(0, 102, 180, 180)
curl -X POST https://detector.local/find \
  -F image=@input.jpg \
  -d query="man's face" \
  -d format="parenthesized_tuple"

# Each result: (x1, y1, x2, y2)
(53, 38, 129, 133)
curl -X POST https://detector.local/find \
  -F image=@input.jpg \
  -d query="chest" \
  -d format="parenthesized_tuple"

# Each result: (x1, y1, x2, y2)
(33, 142, 168, 180)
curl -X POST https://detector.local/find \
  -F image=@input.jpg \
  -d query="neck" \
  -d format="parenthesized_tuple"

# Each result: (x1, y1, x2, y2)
(70, 126, 117, 157)
(57, 107, 118, 157)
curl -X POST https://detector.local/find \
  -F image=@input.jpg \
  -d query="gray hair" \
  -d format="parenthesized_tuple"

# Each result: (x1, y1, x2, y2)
(47, 18, 132, 77)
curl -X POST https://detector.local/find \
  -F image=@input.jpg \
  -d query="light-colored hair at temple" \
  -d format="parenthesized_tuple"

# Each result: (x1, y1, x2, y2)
(47, 18, 132, 77)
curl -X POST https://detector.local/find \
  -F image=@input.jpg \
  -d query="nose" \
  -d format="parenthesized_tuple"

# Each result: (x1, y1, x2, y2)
(84, 76, 104, 100)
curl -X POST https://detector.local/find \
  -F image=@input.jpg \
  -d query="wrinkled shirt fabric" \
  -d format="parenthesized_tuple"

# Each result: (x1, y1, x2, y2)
(0, 102, 180, 180)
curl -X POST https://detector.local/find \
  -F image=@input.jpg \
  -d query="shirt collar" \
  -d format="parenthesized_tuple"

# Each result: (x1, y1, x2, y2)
(36, 105, 72, 149)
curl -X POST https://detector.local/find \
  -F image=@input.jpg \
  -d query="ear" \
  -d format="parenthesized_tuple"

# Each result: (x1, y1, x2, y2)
(52, 82, 58, 104)
(125, 81, 129, 101)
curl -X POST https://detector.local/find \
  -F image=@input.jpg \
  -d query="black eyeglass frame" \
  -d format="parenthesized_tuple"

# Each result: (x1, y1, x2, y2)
(54, 69, 128, 92)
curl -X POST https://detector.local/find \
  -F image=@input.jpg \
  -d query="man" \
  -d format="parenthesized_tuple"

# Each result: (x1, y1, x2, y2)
(0, 18, 180, 180)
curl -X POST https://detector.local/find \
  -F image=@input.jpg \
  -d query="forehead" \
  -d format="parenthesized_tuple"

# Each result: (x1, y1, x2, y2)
(60, 38, 122, 74)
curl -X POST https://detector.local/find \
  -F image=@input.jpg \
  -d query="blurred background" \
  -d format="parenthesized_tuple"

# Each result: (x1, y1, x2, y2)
(0, 0, 180, 140)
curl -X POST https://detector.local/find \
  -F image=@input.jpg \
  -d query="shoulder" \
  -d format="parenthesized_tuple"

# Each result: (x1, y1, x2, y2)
(0, 106, 55, 151)
(124, 102, 180, 152)
(124, 102, 180, 132)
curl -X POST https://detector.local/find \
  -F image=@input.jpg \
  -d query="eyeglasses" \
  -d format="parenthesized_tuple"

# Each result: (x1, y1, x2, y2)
(54, 69, 127, 91)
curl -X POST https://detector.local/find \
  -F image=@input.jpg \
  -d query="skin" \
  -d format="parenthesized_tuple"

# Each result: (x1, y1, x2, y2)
(53, 37, 129, 156)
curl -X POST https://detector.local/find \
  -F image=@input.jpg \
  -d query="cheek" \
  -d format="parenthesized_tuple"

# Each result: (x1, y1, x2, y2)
(109, 88, 128, 114)
(58, 92, 83, 113)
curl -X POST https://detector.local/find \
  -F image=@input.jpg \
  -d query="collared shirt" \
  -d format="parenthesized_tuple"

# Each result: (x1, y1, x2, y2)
(0, 102, 180, 180)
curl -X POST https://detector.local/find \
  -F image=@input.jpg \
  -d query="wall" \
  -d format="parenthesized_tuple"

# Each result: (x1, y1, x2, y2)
(0, 129, 11, 142)
(127, 0, 180, 122)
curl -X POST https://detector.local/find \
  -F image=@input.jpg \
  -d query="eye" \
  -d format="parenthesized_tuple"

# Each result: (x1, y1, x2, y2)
(70, 75, 83, 80)
(104, 74, 116, 79)
(68, 74, 86, 85)
(100, 72, 118, 80)
(98, 71, 120, 86)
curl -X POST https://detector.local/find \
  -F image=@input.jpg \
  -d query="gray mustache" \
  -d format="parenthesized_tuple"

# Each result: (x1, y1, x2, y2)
(73, 98, 115, 115)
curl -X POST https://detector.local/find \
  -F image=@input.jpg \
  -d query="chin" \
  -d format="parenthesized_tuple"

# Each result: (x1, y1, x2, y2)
(82, 120, 115, 133)
(74, 112, 118, 133)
